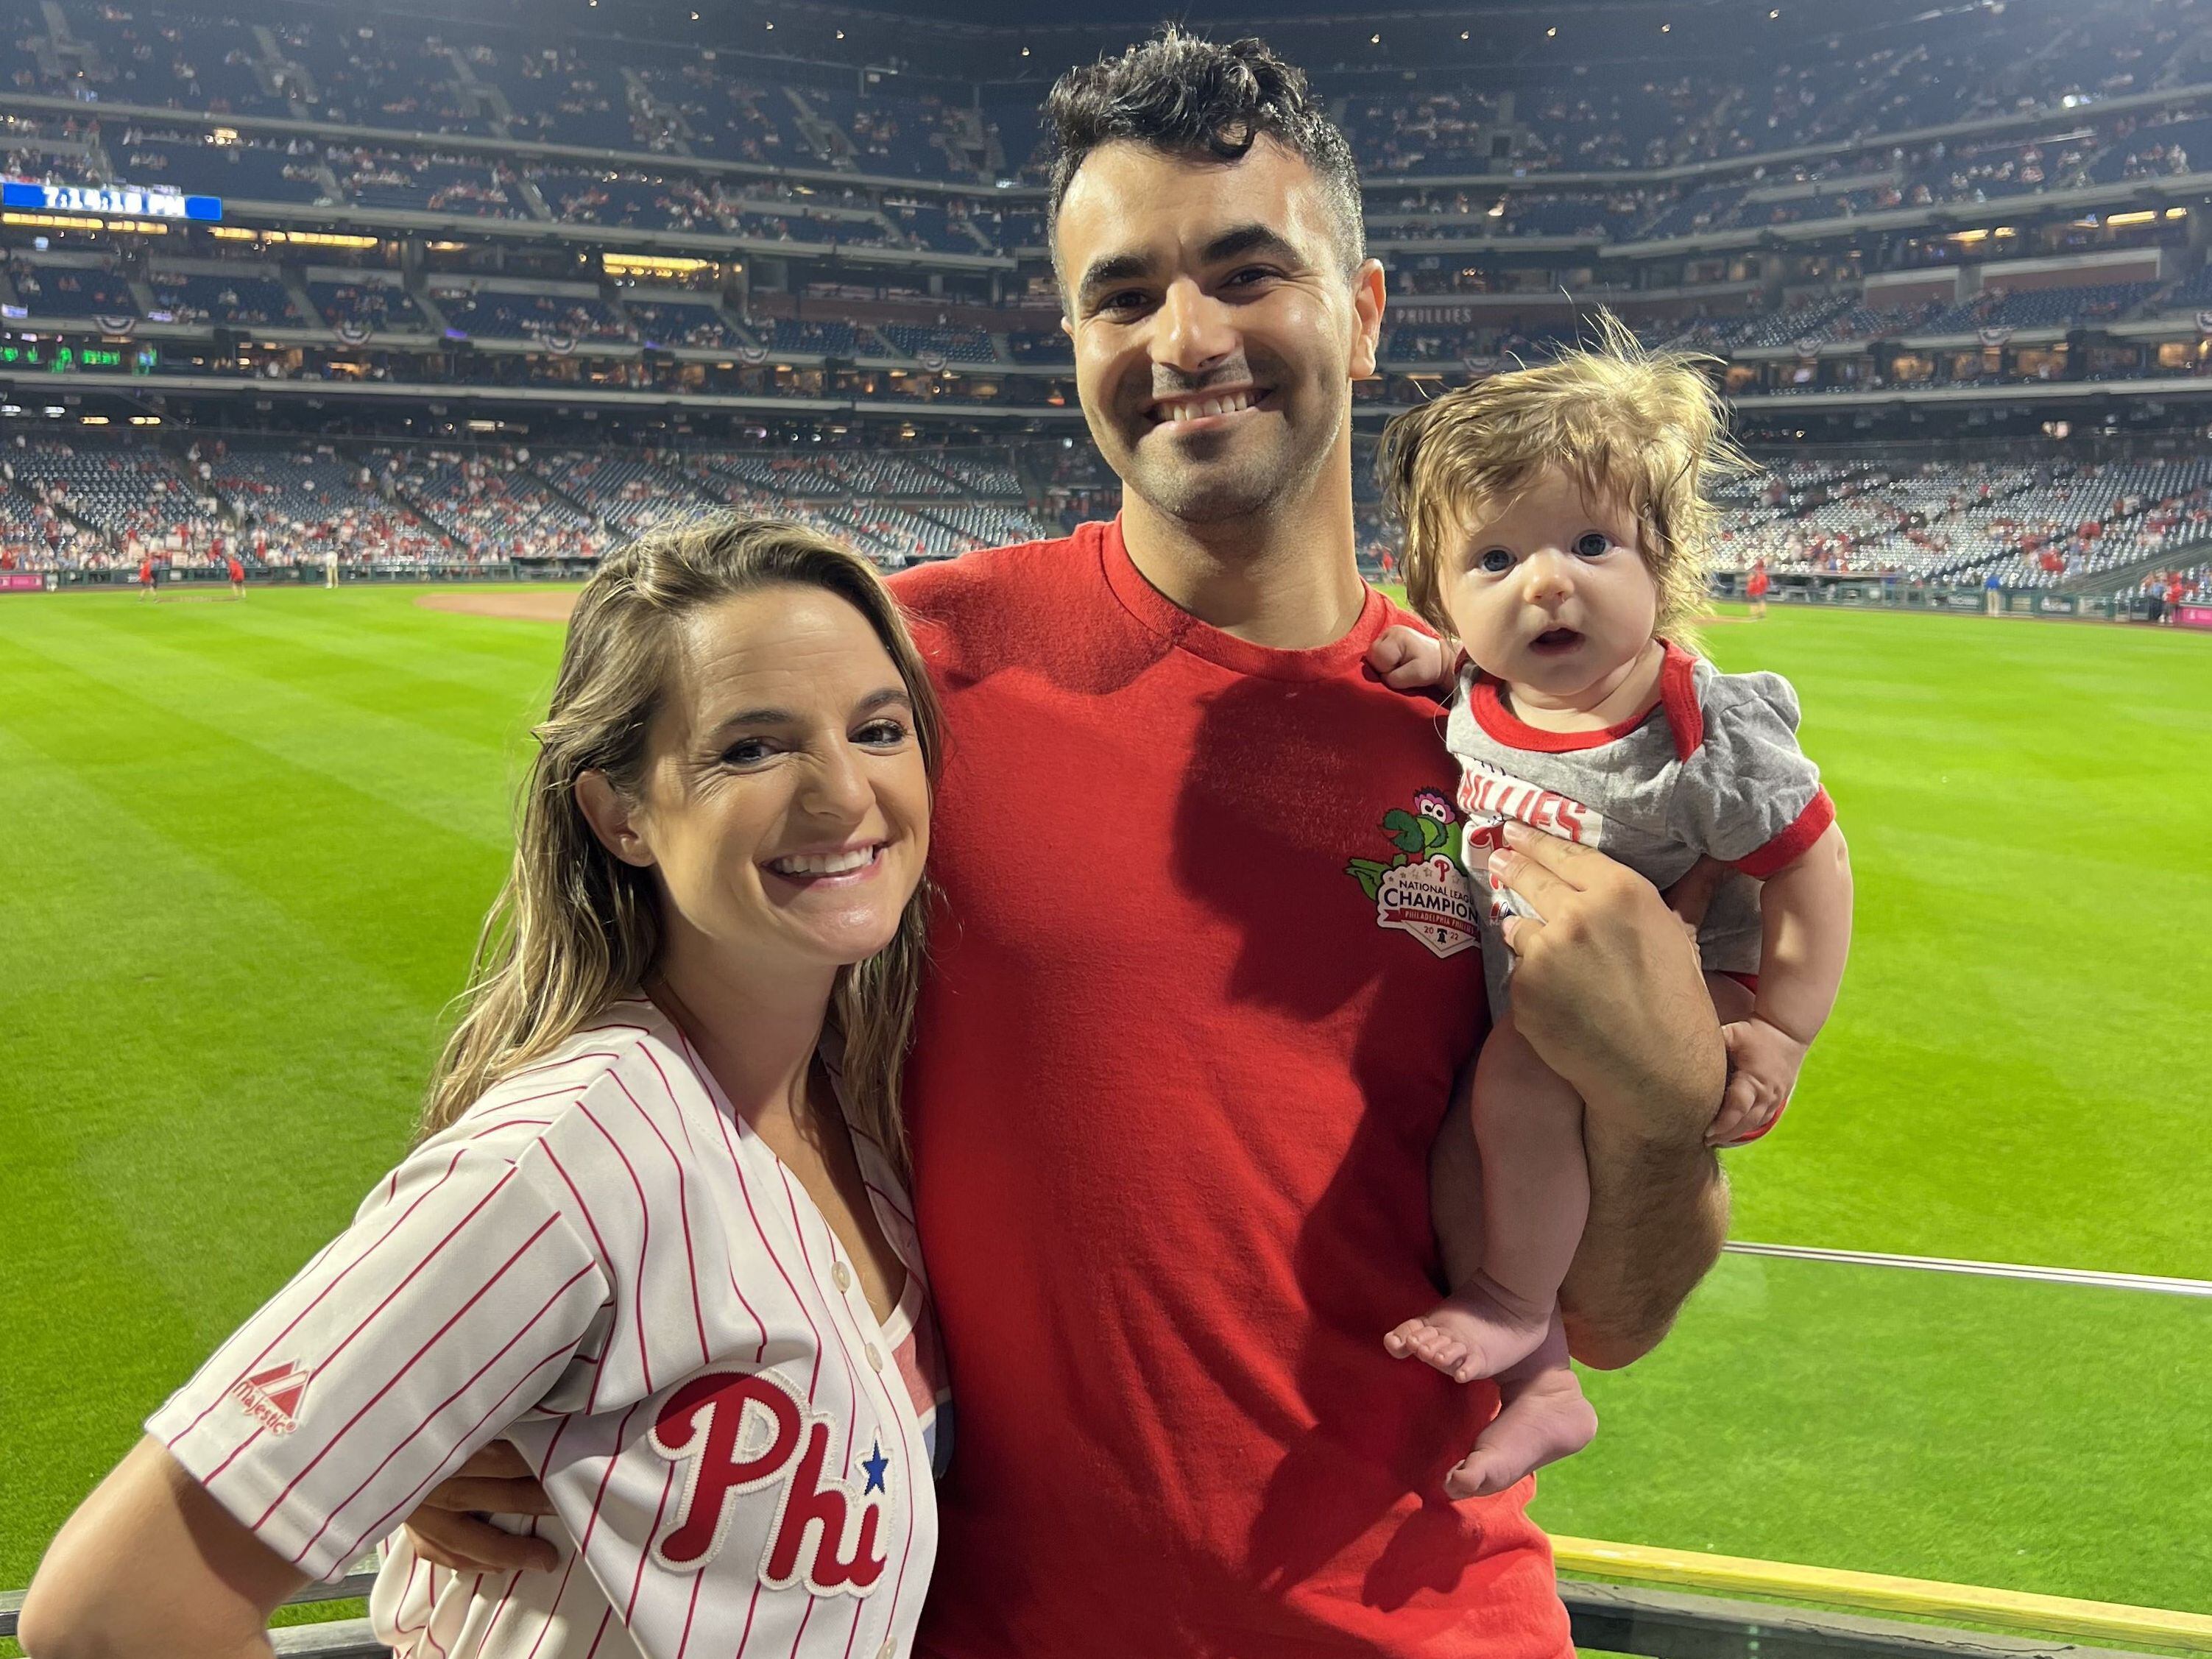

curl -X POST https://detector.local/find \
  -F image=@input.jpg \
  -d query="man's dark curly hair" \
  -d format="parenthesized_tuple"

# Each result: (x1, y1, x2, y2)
(1045, 29, 1365, 280)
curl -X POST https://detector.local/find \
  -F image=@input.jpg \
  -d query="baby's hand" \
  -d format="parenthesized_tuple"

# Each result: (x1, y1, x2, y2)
(1709, 1017, 1807, 1147)
(1367, 625, 1455, 693)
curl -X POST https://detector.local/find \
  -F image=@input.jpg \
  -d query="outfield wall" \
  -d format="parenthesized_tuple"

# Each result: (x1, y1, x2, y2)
(20, 561, 2203, 626)
(1707, 573, 2197, 623)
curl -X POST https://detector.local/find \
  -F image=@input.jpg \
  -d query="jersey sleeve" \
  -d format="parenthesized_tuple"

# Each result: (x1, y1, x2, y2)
(146, 1136, 612, 1582)
(1667, 671, 1835, 879)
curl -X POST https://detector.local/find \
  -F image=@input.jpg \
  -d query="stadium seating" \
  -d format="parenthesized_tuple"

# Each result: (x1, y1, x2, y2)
(8, 261, 140, 319)
(353, 151, 522, 216)
(109, 132, 331, 204)
(1, 438, 227, 555)
(1715, 458, 2212, 585)
(211, 445, 449, 563)
(373, 448, 609, 562)
(428, 284, 629, 342)
(0, 464, 113, 568)
(764, 319, 859, 356)
(13, 0, 2212, 595)
(531, 450, 719, 536)
(879, 325, 997, 363)
(308, 273, 434, 335)
(618, 294, 742, 350)
(149, 269, 305, 329)
(1007, 330, 1073, 364)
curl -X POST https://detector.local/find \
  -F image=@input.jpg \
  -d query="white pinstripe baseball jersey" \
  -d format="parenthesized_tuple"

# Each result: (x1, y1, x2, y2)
(149, 998, 951, 1659)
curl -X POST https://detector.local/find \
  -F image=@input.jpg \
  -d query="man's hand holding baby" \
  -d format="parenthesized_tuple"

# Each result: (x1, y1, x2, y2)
(1487, 824, 1723, 1142)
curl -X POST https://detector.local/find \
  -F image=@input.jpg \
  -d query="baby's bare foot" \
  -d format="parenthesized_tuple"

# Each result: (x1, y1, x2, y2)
(1444, 1353, 1597, 1499)
(1384, 1273, 1555, 1383)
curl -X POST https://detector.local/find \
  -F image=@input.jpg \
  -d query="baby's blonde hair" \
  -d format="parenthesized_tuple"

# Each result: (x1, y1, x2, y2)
(1377, 311, 1756, 655)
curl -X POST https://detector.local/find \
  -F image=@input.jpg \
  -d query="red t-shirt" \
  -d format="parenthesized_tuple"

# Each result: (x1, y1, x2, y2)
(1746, 566, 1770, 597)
(227, 556, 244, 581)
(891, 519, 1566, 1659)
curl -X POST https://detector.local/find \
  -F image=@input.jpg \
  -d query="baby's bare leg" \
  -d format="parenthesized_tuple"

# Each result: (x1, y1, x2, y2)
(1385, 1015, 1588, 1382)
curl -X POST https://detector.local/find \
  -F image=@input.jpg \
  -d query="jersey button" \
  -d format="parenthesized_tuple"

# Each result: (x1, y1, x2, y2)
(833, 1260, 852, 1292)
(864, 1343, 883, 1371)
(877, 1643, 896, 1659)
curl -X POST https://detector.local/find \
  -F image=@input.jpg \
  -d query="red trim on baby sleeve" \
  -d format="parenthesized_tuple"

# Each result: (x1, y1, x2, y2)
(1657, 642, 1704, 762)
(1734, 788, 1836, 879)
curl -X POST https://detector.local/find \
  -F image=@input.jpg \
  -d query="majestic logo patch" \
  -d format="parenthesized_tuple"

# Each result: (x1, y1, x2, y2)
(231, 1361, 310, 1435)
(649, 1367, 890, 1598)
(1346, 790, 1478, 958)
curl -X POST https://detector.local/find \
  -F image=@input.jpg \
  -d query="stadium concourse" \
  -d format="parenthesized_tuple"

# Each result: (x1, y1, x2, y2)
(2, 0, 2212, 615)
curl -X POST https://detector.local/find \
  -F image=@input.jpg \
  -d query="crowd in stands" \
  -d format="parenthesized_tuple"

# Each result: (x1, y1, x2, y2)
(374, 447, 611, 562)
(4, 425, 2205, 603)
(1714, 457, 2212, 587)
(4, 0, 2212, 253)
(0, 436, 1062, 571)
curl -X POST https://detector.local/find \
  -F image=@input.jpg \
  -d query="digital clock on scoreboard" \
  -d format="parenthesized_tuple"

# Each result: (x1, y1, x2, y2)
(0, 181, 222, 221)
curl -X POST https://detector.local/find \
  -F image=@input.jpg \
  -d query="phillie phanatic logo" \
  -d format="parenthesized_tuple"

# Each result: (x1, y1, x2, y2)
(1345, 790, 1478, 958)
(230, 1361, 310, 1435)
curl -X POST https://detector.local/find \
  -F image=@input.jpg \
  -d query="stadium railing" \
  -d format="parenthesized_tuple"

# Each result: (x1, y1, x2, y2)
(8, 1545, 2208, 1659)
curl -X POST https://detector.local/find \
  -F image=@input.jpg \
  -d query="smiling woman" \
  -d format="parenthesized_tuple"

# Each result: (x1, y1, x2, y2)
(20, 517, 958, 1659)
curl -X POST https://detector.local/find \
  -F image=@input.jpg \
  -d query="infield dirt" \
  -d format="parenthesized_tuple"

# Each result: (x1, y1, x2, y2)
(416, 589, 580, 623)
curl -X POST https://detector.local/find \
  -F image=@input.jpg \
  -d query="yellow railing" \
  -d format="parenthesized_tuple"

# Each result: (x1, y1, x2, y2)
(1551, 1537, 2212, 1652)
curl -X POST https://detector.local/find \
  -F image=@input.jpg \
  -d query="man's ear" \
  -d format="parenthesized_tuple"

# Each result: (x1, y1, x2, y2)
(576, 770, 656, 869)
(1349, 258, 1387, 383)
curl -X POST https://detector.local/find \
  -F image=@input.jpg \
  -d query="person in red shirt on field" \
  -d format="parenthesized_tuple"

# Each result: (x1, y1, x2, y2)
(1746, 553, 1771, 618)
(137, 553, 155, 600)
(405, 32, 1731, 1659)
(226, 551, 245, 598)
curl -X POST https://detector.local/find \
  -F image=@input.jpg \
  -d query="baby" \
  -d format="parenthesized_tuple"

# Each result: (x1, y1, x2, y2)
(1374, 322, 1854, 1498)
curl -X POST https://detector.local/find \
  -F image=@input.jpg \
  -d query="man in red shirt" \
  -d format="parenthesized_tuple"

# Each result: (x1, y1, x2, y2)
(892, 38, 1725, 1656)
(227, 551, 246, 598)
(409, 32, 1729, 1658)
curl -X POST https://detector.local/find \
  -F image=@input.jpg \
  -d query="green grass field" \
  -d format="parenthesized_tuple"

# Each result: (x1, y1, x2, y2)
(1, 587, 2207, 1616)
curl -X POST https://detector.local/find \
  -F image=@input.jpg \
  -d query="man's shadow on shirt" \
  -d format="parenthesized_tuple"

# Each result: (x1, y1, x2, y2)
(1170, 671, 1521, 1616)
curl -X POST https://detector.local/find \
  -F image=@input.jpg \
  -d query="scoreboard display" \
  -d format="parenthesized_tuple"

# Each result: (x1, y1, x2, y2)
(0, 337, 161, 374)
(0, 181, 222, 222)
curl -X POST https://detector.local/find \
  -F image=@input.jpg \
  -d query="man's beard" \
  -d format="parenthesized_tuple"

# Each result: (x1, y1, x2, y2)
(1107, 377, 1346, 528)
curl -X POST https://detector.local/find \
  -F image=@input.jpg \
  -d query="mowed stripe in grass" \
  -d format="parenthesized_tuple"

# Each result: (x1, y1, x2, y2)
(1, 588, 2207, 1613)
(1697, 607, 2212, 1281)
(1530, 1250, 2212, 1616)
(0, 589, 558, 1582)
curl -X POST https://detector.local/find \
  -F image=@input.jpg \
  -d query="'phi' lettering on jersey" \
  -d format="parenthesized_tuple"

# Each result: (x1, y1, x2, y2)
(650, 1365, 893, 1596)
